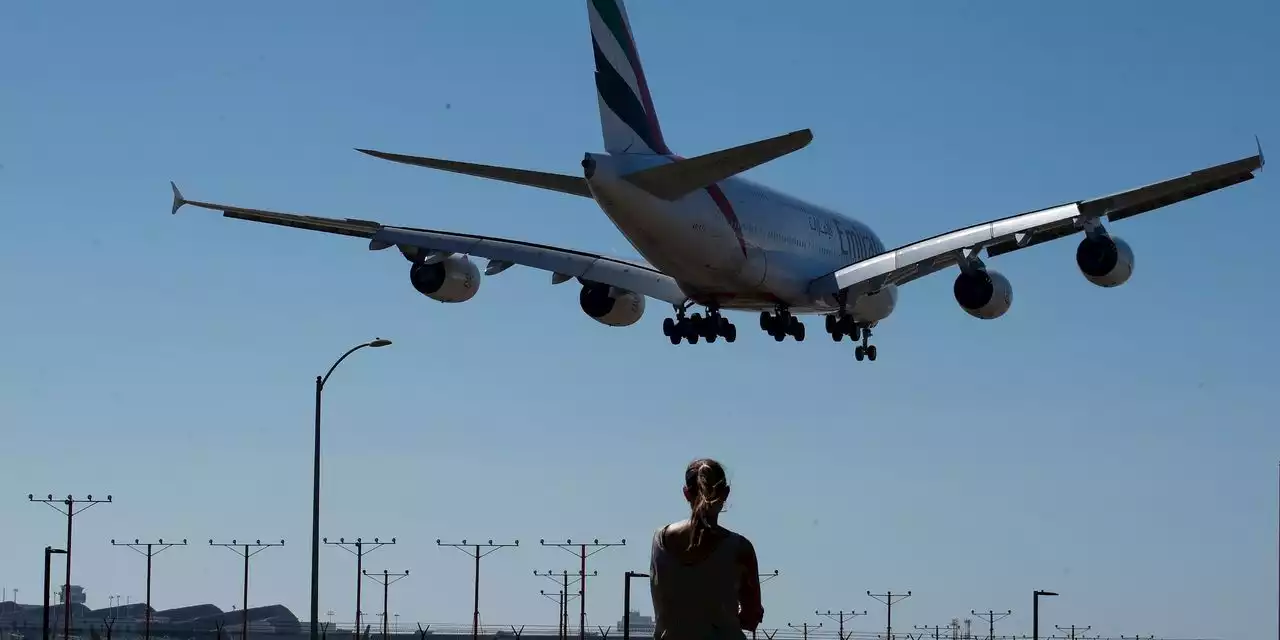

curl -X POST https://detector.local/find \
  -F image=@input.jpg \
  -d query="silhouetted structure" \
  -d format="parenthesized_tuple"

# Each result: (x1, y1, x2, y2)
(539, 539, 624, 640)
(437, 539, 518, 640)
(29, 494, 112, 640)
(209, 539, 285, 640)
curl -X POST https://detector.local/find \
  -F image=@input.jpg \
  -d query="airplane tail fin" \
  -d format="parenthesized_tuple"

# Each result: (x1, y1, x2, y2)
(588, 0, 671, 156)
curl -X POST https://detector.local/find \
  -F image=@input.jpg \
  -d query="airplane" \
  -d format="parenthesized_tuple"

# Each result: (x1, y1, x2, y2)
(171, 0, 1265, 362)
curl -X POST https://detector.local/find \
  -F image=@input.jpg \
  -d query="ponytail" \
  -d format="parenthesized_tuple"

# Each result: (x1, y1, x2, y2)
(685, 458, 728, 550)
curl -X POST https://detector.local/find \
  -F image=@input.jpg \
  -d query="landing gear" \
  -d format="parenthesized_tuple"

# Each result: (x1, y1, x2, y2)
(824, 313, 862, 342)
(825, 313, 878, 361)
(663, 305, 735, 345)
(759, 307, 805, 342)
(853, 327, 877, 362)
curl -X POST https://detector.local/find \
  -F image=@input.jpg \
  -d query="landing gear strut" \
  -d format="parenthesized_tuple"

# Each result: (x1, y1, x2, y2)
(663, 304, 736, 345)
(853, 328, 877, 362)
(759, 307, 805, 342)
(824, 313, 877, 361)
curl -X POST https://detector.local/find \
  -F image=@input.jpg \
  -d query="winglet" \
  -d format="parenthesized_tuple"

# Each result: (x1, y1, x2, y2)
(170, 181, 187, 215)
(1256, 135, 1265, 170)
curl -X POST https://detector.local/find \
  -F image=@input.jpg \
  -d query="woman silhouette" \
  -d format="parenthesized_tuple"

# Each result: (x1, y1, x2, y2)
(649, 458, 764, 640)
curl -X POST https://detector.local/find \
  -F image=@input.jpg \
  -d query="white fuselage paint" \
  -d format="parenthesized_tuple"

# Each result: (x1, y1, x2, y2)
(584, 152, 898, 319)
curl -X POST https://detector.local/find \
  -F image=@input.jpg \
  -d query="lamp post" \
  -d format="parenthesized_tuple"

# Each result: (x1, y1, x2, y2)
(43, 547, 67, 640)
(622, 572, 649, 640)
(311, 338, 393, 640)
(1032, 590, 1058, 640)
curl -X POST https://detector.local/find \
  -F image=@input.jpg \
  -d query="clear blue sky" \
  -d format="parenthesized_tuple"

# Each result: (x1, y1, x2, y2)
(2, 1, 1277, 639)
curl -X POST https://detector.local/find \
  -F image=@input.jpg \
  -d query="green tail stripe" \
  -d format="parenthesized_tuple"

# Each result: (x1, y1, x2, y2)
(591, 0, 638, 71)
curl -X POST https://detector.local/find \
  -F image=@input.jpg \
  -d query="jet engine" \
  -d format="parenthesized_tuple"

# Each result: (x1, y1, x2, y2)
(1075, 234, 1134, 288)
(409, 255, 480, 303)
(953, 268, 1013, 320)
(579, 282, 645, 327)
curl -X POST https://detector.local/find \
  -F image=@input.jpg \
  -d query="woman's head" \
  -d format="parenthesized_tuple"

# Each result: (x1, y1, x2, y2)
(683, 458, 730, 549)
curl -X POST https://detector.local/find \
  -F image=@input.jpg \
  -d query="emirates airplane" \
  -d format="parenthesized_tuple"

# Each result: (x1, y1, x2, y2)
(172, 0, 1265, 362)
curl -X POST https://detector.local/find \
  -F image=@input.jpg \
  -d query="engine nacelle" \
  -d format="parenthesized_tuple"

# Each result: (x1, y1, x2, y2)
(579, 282, 645, 327)
(409, 255, 480, 303)
(844, 284, 898, 323)
(953, 268, 1013, 320)
(1075, 234, 1134, 288)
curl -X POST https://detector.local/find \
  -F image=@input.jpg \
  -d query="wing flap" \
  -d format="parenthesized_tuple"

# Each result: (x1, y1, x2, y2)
(170, 184, 688, 305)
(812, 145, 1264, 297)
(1079, 153, 1261, 222)
(370, 226, 684, 302)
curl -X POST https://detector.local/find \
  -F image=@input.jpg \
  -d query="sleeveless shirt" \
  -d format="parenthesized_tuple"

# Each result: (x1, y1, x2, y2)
(649, 523, 746, 640)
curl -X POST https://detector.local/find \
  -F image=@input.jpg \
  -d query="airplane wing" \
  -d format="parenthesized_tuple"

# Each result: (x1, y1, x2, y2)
(169, 182, 689, 305)
(809, 143, 1265, 299)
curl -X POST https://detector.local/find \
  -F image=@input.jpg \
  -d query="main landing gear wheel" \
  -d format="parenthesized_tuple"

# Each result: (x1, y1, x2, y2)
(824, 314, 862, 342)
(852, 328, 878, 362)
(663, 308, 735, 345)
(759, 308, 805, 342)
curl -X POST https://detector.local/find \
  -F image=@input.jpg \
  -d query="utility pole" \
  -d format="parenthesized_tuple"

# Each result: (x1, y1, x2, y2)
(915, 625, 947, 640)
(29, 493, 112, 640)
(536, 569, 593, 640)
(817, 610, 867, 640)
(971, 611, 1011, 640)
(111, 538, 186, 640)
(867, 591, 912, 640)
(1054, 625, 1090, 640)
(540, 538, 625, 640)
(209, 539, 284, 640)
(325, 537, 395, 637)
(362, 570, 408, 640)
(787, 622, 821, 640)
(436, 539, 518, 640)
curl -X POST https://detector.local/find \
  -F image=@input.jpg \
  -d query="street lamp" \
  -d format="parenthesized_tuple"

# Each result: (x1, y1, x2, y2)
(1032, 590, 1058, 640)
(622, 572, 649, 640)
(310, 338, 393, 640)
(43, 547, 67, 640)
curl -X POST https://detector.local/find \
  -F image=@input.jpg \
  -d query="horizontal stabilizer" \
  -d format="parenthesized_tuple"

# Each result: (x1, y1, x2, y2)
(356, 148, 593, 199)
(622, 128, 813, 201)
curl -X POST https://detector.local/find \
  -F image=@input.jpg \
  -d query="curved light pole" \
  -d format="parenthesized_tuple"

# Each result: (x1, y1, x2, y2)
(311, 338, 393, 640)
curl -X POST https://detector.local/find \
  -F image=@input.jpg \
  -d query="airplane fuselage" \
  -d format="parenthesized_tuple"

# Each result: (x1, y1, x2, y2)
(584, 151, 895, 317)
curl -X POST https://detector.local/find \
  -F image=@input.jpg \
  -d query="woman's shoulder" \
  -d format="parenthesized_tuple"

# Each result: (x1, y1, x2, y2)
(653, 520, 690, 548)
